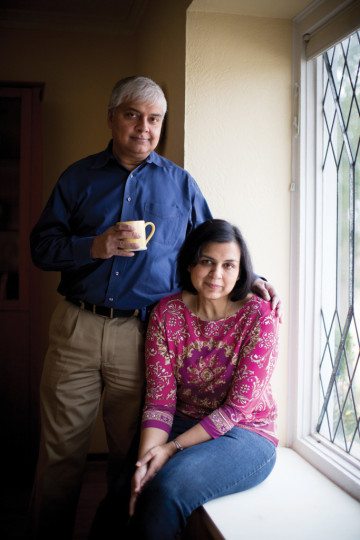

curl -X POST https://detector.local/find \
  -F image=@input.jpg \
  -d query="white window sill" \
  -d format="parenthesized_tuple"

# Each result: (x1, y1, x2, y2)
(199, 447, 360, 540)
(293, 436, 360, 501)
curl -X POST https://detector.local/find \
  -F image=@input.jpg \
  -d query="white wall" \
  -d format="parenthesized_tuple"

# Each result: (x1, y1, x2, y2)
(185, 11, 292, 443)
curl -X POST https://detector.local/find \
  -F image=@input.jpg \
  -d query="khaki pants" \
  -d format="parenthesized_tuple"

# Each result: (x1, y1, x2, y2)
(30, 300, 145, 539)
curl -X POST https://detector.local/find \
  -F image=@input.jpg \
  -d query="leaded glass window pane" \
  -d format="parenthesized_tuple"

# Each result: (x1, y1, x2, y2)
(317, 30, 360, 460)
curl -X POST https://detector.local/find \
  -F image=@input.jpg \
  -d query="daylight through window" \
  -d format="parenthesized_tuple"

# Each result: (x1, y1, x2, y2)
(317, 30, 360, 461)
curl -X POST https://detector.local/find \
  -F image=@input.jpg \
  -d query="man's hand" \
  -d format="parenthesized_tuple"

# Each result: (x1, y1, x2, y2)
(91, 223, 140, 259)
(252, 278, 283, 323)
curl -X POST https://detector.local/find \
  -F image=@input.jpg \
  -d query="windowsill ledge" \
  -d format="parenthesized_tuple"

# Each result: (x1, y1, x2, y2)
(293, 436, 360, 501)
(200, 447, 360, 540)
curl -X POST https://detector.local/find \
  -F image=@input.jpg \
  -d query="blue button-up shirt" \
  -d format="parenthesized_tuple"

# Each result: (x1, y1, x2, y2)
(30, 143, 212, 309)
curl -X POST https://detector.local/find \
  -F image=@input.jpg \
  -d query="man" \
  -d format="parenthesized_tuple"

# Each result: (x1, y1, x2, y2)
(30, 76, 279, 538)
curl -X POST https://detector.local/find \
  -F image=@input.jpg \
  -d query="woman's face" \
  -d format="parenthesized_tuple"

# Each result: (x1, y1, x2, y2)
(189, 241, 241, 301)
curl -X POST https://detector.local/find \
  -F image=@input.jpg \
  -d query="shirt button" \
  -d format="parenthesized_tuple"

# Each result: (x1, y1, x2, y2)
(115, 272, 119, 276)
(127, 196, 132, 202)
(130, 174, 133, 178)
(109, 297, 114, 302)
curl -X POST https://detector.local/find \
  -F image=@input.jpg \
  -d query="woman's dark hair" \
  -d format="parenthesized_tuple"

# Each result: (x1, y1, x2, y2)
(177, 219, 254, 301)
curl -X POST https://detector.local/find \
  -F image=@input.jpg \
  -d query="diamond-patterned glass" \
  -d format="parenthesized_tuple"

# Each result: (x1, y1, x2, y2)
(317, 30, 360, 461)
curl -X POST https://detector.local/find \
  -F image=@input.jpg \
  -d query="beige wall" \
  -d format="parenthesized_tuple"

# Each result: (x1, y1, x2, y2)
(134, 0, 189, 166)
(185, 11, 292, 444)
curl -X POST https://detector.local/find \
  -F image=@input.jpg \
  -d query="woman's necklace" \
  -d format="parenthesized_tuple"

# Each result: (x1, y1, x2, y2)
(195, 296, 230, 321)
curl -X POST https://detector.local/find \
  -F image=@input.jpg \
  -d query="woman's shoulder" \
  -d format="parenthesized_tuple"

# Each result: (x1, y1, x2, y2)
(239, 294, 275, 319)
(153, 292, 184, 316)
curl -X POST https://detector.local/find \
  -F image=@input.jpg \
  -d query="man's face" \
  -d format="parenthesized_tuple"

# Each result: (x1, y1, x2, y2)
(108, 101, 164, 164)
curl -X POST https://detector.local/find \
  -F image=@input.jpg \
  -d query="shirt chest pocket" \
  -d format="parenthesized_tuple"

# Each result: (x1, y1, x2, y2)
(144, 202, 183, 246)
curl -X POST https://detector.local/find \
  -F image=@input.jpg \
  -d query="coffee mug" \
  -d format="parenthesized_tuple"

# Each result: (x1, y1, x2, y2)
(117, 220, 156, 251)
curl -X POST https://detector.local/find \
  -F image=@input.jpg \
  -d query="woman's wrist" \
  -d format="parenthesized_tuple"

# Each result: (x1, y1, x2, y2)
(165, 440, 179, 457)
(172, 439, 184, 452)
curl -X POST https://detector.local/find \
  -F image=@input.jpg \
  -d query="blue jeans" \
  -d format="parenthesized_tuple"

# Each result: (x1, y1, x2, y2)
(128, 414, 276, 539)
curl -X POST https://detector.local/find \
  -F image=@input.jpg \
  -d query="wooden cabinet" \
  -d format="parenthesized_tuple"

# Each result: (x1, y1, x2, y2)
(0, 83, 44, 481)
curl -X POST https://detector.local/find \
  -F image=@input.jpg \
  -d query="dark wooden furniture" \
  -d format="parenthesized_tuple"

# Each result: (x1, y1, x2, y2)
(0, 82, 44, 481)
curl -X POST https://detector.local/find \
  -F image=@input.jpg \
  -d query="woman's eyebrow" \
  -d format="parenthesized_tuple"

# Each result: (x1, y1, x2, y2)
(200, 253, 239, 263)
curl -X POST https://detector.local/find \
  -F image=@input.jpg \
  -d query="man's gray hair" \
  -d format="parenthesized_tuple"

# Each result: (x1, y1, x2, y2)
(108, 76, 167, 114)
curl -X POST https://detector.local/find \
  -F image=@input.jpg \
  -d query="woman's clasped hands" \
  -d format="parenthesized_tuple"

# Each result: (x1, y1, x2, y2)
(129, 441, 176, 516)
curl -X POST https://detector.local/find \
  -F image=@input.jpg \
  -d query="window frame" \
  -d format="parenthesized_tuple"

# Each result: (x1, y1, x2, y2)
(289, 6, 360, 501)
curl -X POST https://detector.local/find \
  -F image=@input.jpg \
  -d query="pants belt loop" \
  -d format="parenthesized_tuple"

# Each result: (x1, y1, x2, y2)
(110, 307, 114, 319)
(80, 301, 85, 311)
(92, 304, 96, 315)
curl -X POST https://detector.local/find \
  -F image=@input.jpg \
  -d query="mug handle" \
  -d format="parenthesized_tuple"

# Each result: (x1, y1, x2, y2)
(144, 222, 156, 244)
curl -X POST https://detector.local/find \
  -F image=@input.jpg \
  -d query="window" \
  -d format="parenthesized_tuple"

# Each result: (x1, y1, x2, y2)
(291, 1, 360, 500)
(317, 31, 360, 461)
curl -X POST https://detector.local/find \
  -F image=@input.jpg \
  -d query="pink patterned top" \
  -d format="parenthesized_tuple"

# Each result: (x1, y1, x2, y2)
(142, 292, 279, 445)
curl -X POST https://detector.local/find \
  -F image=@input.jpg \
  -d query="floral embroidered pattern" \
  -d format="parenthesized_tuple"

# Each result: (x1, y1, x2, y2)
(143, 409, 174, 429)
(208, 409, 234, 434)
(142, 293, 279, 445)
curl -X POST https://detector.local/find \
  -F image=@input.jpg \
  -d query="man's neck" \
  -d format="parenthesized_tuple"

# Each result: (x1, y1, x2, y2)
(112, 146, 150, 172)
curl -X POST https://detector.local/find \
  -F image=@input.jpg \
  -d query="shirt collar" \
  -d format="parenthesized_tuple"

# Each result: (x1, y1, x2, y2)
(90, 141, 116, 169)
(146, 151, 164, 167)
(91, 141, 164, 170)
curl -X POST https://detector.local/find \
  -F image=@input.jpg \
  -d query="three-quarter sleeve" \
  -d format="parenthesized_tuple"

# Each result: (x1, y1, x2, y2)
(200, 306, 278, 439)
(142, 307, 177, 434)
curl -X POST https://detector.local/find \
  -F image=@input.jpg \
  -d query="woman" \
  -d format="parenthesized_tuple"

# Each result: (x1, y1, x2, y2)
(128, 219, 279, 539)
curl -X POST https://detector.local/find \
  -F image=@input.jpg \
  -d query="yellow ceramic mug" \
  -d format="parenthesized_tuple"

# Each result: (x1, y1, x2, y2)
(117, 220, 156, 251)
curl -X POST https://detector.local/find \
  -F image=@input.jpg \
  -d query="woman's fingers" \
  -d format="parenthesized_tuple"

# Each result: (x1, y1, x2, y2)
(129, 492, 138, 516)
(136, 447, 156, 467)
(129, 464, 148, 516)
(132, 465, 147, 493)
(133, 472, 142, 493)
(140, 464, 159, 488)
